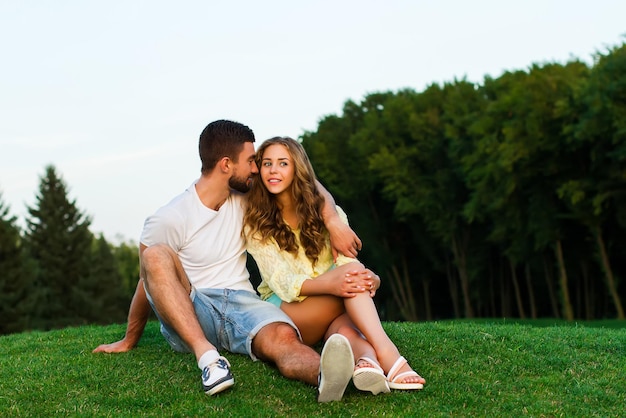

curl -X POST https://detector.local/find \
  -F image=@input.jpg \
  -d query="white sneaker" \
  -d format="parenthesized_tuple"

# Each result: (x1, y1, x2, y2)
(201, 356, 235, 396)
(317, 334, 354, 402)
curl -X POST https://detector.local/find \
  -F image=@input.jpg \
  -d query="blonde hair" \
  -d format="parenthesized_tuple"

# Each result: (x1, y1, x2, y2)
(243, 137, 327, 265)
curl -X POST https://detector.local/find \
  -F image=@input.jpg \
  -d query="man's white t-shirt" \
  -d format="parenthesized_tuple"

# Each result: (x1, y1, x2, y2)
(140, 180, 254, 292)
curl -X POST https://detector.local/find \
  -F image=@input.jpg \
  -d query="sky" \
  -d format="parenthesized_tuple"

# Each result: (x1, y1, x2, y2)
(1, 1, 624, 244)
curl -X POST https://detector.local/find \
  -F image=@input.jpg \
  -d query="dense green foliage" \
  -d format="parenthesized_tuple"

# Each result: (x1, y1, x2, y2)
(2, 44, 625, 333)
(0, 321, 624, 416)
(0, 192, 35, 334)
(0, 167, 137, 335)
(24, 165, 96, 328)
(302, 43, 626, 321)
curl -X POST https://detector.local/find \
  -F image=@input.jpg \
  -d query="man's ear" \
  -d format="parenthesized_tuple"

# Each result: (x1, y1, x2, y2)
(218, 157, 231, 173)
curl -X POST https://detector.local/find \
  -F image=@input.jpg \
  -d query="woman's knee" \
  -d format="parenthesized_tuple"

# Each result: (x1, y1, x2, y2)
(337, 324, 361, 339)
(325, 316, 361, 340)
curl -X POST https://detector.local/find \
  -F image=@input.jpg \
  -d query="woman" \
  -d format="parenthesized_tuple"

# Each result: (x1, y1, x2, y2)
(243, 136, 425, 395)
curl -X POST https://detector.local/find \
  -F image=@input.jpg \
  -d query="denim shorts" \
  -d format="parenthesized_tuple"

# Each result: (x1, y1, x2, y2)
(147, 286, 299, 360)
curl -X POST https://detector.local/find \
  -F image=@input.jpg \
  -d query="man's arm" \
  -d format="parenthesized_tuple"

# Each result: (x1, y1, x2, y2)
(92, 278, 151, 353)
(315, 179, 362, 260)
(93, 246, 152, 353)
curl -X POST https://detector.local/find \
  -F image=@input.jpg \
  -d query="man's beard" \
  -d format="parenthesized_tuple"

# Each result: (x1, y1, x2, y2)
(229, 175, 251, 193)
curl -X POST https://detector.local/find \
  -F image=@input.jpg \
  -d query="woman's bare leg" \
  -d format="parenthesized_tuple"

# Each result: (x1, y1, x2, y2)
(343, 292, 425, 385)
(325, 313, 377, 364)
(280, 295, 344, 346)
(326, 314, 390, 394)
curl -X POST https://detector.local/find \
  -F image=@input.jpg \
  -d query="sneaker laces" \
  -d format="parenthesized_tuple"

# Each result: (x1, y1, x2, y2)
(206, 356, 231, 376)
(216, 357, 230, 368)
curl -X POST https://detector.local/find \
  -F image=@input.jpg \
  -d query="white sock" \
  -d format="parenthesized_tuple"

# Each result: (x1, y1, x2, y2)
(198, 350, 220, 370)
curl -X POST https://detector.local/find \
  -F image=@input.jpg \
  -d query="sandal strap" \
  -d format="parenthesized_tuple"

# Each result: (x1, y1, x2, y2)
(355, 357, 384, 373)
(390, 370, 420, 383)
(386, 356, 408, 382)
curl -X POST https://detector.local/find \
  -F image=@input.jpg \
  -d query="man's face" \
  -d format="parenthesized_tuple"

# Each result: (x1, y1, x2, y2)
(229, 142, 258, 193)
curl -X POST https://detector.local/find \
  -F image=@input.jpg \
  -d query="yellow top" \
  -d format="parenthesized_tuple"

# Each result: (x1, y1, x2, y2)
(245, 206, 358, 302)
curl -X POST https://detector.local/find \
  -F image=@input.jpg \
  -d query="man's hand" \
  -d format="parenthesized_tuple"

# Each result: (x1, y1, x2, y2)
(93, 277, 150, 355)
(92, 338, 135, 354)
(327, 217, 362, 260)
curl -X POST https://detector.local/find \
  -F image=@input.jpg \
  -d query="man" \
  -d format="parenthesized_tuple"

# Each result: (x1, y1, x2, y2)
(93, 120, 373, 402)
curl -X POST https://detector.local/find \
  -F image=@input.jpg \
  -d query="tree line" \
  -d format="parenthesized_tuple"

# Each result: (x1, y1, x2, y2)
(0, 166, 139, 335)
(2, 43, 624, 334)
(301, 42, 626, 322)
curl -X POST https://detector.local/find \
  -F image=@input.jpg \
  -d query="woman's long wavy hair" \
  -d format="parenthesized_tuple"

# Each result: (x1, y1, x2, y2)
(243, 136, 327, 265)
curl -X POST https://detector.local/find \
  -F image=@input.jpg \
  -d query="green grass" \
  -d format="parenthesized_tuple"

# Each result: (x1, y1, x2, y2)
(1, 320, 625, 417)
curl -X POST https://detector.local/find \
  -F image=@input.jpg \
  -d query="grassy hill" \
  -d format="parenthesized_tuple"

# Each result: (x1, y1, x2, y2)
(1, 320, 625, 417)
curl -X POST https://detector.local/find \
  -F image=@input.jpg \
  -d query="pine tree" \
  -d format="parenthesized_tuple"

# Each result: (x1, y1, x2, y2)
(0, 192, 36, 334)
(73, 235, 128, 324)
(24, 165, 94, 329)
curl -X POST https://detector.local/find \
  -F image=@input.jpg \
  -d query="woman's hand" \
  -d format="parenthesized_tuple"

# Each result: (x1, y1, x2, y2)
(345, 267, 380, 297)
(301, 263, 379, 299)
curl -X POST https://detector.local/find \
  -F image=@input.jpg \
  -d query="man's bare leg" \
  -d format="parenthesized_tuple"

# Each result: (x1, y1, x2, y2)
(142, 244, 234, 395)
(252, 322, 319, 385)
(142, 244, 216, 360)
(252, 322, 354, 402)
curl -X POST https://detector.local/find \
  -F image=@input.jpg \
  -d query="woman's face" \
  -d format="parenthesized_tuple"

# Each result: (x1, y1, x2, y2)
(260, 144, 295, 196)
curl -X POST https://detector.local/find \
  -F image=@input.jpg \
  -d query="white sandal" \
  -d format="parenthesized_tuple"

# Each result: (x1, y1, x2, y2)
(352, 357, 390, 395)
(386, 356, 424, 390)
